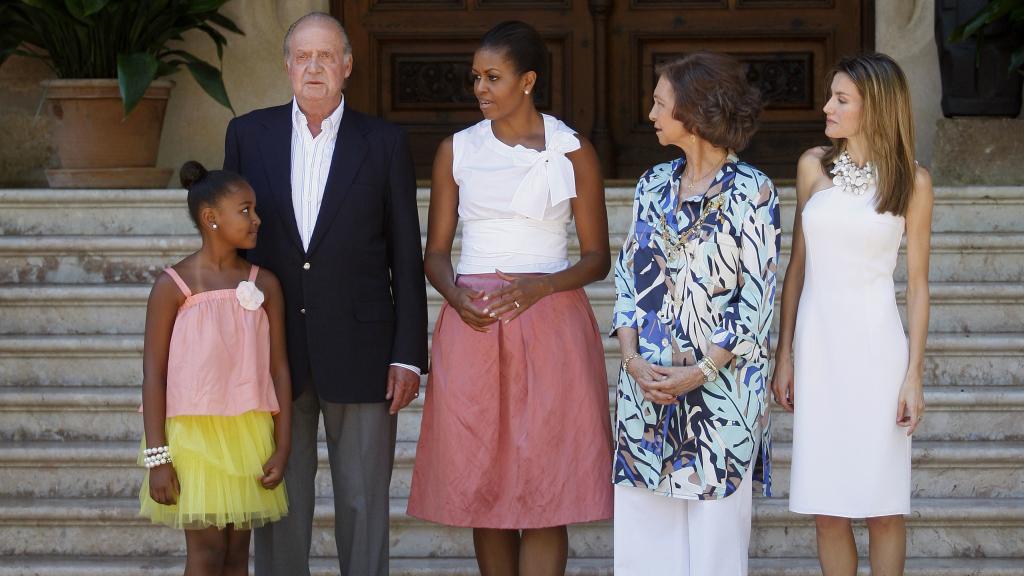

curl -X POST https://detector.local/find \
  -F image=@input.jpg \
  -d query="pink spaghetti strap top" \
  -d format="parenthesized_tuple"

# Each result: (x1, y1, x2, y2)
(158, 265, 280, 418)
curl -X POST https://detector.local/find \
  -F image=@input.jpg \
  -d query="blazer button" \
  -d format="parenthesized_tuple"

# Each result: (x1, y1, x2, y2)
(300, 308, 306, 314)
(303, 262, 311, 270)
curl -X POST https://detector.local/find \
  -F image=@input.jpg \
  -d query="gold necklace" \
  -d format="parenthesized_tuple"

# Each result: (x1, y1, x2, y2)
(658, 192, 726, 261)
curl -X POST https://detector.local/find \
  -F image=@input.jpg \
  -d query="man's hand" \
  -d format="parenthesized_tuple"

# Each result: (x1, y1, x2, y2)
(386, 365, 421, 415)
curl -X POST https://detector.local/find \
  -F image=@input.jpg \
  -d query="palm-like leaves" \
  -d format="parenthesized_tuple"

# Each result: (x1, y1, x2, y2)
(951, 0, 1024, 75)
(0, 0, 244, 115)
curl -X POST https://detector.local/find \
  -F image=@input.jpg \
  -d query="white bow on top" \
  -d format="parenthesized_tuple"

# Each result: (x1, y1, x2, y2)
(507, 121, 582, 220)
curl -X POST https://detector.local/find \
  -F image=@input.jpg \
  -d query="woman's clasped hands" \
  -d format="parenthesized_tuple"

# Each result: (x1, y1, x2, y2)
(452, 270, 553, 332)
(625, 356, 705, 405)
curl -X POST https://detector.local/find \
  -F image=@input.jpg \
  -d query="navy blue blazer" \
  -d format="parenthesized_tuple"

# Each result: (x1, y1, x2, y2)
(224, 103, 428, 403)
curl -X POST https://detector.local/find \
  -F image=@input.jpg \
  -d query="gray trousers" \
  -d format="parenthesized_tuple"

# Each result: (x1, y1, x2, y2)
(254, 388, 397, 576)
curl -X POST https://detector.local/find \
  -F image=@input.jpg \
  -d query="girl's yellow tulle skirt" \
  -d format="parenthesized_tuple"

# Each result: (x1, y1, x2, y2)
(139, 410, 288, 530)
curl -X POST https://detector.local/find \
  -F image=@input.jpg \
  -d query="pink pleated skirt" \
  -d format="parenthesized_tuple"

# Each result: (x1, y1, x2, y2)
(407, 274, 614, 529)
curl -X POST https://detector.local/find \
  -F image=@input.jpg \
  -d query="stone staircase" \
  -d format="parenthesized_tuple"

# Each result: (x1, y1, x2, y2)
(0, 186, 1022, 575)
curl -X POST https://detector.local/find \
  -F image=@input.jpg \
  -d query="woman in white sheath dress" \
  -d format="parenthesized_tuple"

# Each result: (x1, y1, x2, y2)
(772, 53, 934, 575)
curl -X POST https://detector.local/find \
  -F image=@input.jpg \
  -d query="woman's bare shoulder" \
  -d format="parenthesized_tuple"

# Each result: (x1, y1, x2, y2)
(796, 147, 832, 201)
(909, 163, 934, 211)
(800, 146, 829, 163)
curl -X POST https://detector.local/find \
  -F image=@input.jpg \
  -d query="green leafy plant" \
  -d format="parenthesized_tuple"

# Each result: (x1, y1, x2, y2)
(0, 0, 244, 115)
(950, 0, 1024, 74)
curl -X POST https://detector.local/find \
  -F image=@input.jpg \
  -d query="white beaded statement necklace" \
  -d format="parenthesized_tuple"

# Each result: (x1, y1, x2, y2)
(831, 151, 874, 196)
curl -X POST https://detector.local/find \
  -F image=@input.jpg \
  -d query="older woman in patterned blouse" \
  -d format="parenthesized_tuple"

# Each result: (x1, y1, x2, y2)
(611, 51, 780, 576)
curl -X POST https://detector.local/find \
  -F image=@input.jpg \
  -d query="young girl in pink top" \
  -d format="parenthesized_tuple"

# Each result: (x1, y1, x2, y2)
(140, 161, 291, 574)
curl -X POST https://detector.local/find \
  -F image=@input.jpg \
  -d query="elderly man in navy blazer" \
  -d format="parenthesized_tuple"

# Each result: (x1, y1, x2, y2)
(223, 12, 427, 576)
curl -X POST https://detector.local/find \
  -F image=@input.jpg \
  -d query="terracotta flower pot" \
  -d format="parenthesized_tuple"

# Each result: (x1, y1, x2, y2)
(42, 78, 175, 188)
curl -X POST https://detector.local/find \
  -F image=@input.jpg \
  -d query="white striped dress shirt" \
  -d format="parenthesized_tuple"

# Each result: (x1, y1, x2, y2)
(289, 97, 420, 377)
(291, 97, 344, 251)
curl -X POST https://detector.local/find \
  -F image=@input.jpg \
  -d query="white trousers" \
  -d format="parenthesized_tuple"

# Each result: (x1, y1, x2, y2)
(613, 468, 754, 576)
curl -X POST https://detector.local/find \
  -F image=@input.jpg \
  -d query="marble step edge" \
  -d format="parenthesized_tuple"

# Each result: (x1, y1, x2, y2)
(1, 384, 1020, 413)
(2, 281, 1022, 306)
(1, 232, 1023, 254)
(1, 496, 1021, 527)
(2, 185, 1023, 205)
(2, 439, 1020, 470)
(1, 556, 1022, 576)
(0, 332, 1019, 356)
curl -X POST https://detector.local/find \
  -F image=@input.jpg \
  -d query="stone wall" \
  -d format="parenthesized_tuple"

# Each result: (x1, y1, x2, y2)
(156, 0, 328, 179)
(0, 55, 56, 186)
(877, 0, 944, 167)
(0, 0, 1018, 186)
(0, 0, 326, 187)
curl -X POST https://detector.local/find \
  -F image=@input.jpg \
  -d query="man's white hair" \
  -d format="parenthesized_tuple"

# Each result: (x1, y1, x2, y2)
(283, 12, 351, 58)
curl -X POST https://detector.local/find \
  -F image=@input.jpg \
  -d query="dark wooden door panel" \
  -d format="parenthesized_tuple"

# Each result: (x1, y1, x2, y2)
(371, 34, 571, 170)
(608, 0, 869, 179)
(335, 0, 593, 178)
(332, 0, 871, 180)
(615, 32, 835, 177)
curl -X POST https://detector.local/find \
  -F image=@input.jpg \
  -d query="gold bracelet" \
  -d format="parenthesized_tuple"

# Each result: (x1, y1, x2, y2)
(697, 356, 718, 383)
(622, 352, 641, 373)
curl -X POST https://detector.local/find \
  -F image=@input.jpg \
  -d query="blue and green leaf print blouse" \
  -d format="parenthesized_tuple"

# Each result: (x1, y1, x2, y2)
(611, 154, 780, 500)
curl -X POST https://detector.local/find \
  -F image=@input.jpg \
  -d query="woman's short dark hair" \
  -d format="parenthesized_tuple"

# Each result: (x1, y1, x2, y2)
(480, 20, 547, 79)
(179, 161, 247, 229)
(655, 52, 763, 151)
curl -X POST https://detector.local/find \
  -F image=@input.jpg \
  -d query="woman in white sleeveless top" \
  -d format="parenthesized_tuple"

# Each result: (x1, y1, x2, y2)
(407, 21, 613, 576)
(773, 53, 934, 575)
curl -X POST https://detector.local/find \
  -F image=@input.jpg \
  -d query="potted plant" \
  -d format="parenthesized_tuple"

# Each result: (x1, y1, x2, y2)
(0, 0, 243, 188)
(936, 0, 1024, 117)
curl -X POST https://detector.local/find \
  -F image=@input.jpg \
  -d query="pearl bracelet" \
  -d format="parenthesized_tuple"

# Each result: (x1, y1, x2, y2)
(143, 445, 172, 469)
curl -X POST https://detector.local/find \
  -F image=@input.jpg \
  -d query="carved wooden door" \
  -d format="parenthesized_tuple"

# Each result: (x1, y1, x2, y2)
(606, 0, 873, 178)
(332, 0, 872, 180)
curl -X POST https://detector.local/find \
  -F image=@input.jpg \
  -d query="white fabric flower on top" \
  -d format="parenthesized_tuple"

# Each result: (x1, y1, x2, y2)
(235, 280, 265, 311)
(507, 117, 582, 220)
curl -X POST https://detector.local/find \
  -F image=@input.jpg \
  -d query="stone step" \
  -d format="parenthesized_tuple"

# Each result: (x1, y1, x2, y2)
(4, 556, 1022, 576)
(1, 231, 1022, 284)
(0, 189, 192, 236)
(1, 184, 1018, 574)
(3, 439, 1019, 500)
(0, 331, 1019, 389)
(589, 187, 1023, 239)
(6, 557, 1024, 573)
(0, 334, 143, 388)
(1, 384, 1020, 444)
(395, 441, 1024, 501)
(0, 284, 150, 335)
(771, 386, 1024, 442)
(774, 186, 1024, 234)
(2, 281, 1021, 335)
(2, 186, 1021, 236)
(0, 496, 1020, 558)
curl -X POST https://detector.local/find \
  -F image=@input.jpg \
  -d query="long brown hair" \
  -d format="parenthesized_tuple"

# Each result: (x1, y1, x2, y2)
(821, 53, 916, 216)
